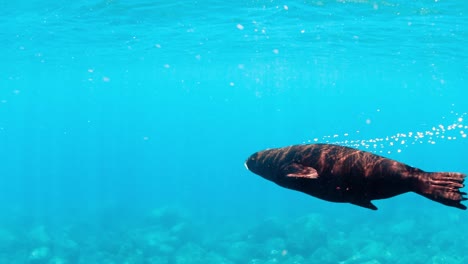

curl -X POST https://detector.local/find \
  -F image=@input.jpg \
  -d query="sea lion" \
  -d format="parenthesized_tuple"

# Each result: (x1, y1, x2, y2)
(245, 144, 466, 210)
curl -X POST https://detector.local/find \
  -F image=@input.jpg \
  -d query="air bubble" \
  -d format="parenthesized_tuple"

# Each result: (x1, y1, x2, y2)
(308, 110, 467, 154)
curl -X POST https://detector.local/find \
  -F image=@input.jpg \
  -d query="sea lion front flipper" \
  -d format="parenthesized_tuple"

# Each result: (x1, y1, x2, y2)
(285, 163, 319, 179)
(351, 200, 378, 210)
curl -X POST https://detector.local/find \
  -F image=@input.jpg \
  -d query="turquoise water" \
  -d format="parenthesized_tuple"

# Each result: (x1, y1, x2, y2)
(1, 0, 467, 263)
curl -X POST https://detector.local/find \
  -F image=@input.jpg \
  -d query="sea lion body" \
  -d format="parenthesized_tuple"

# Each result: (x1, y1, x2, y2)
(245, 144, 466, 210)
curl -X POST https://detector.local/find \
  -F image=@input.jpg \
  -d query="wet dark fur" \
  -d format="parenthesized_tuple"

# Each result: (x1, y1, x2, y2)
(245, 144, 466, 210)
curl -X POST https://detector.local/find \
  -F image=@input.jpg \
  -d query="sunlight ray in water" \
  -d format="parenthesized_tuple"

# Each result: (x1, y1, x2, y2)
(1, 0, 466, 263)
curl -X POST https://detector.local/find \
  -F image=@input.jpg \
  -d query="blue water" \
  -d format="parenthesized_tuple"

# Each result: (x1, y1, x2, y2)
(1, 0, 467, 263)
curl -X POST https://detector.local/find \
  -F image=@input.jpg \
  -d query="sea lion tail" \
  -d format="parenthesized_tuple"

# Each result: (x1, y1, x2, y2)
(415, 172, 467, 210)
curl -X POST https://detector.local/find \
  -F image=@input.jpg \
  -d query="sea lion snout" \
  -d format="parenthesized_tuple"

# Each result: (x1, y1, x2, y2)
(245, 153, 259, 172)
(246, 150, 280, 182)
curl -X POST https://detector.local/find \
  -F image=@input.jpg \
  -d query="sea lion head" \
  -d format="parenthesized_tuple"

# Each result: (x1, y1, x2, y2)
(246, 146, 319, 185)
(245, 152, 260, 173)
(245, 149, 279, 181)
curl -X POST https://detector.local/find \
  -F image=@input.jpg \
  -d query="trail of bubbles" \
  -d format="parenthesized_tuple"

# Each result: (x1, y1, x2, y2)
(306, 111, 467, 155)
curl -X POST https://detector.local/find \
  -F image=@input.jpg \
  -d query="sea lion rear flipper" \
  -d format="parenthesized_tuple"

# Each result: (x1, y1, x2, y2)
(285, 163, 319, 179)
(351, 200, 378, 210)
(415, 172, 467, 210)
